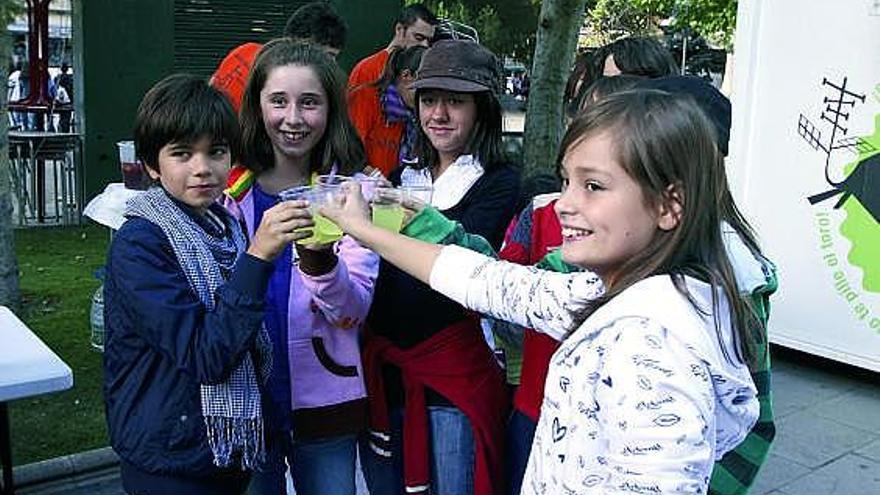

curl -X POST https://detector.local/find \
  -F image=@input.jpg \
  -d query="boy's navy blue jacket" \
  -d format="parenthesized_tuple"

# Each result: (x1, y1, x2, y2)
(102, 205, 273, 477)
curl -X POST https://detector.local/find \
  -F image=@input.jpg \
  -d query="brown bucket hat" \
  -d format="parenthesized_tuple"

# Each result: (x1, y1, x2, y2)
(409, 40, 502, 95)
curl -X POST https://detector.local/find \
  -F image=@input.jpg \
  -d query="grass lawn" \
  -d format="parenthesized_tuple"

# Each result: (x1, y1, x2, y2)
(10, 223, 110, 465)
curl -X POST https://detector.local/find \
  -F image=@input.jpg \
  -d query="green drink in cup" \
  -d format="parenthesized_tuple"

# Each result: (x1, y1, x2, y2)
(371, 187, 405, 232)
(311, 175, 349, 243)
(312, 209, 344, 243)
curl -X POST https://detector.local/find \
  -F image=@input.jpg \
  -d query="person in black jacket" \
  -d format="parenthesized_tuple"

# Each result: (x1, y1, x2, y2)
(102, 74, 312, 495)
(360, 40, 519, 495)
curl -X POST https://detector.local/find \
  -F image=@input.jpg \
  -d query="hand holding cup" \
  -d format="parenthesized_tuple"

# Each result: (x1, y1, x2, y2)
(248, 199, 315, 261)
(319, 181, 372, 234)
(399, 184, 432, 227)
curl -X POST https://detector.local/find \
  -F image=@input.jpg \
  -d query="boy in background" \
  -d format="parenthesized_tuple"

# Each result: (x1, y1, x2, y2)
(211, 1, 348, 112)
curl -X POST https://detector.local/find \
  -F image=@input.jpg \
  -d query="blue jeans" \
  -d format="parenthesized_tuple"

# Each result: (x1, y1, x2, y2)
(246, 430, 290, 495)
(362, 406, 475, 495)
(247, 432, 358, 495)
(506, 409, 537, 495)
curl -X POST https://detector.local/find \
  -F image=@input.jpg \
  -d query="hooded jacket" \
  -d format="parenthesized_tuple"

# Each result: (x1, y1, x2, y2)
(430, 247, 759, 494)
(524, 275, 757, 494)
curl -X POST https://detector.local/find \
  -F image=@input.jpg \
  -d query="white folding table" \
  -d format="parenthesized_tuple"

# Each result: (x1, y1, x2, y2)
(0, 306, 73, 494)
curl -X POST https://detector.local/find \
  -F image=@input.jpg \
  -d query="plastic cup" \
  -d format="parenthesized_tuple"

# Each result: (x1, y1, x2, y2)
(371, 188, 405, 232)
(402, 184, 433, 205)
(117, 140, 149, 190)
(279, 186, 318, 246)
(316, 174, 352, 189)
(309, 178, 348, 244)
(278, 185, 311, 202)
(356, 176, 390, 203)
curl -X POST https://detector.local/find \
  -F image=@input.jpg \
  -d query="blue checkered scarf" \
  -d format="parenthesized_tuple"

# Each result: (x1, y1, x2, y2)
(382, 84, 418, 164)
(126, 187, 271, 470)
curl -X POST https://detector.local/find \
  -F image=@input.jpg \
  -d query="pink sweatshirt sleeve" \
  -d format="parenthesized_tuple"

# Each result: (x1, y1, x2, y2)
(297, 235, 379, 329)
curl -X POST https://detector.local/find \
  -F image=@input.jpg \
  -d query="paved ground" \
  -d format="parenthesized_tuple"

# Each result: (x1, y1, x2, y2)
(17, 463, 368, 495)
(750, 347, 880, 494)
(17, 346, 880, 494)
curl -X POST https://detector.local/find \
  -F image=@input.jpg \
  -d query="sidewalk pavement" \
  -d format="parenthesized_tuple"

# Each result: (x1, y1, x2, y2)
(17, 465, 368, 495)
(15, 346, 880, 494)
(751, 347, 880, 494)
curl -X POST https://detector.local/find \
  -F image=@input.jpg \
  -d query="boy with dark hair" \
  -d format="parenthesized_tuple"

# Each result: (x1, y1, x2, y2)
(210, 1, 347, 113)
(103, 73, 312, 495)
(283, 1, 348, 57)
(347, 2, 439, 90)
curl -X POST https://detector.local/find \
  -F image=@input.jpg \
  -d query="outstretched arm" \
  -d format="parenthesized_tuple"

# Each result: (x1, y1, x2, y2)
(429, 245, 602, 340)
(321, 184, 603, 340)
(321, 183, 442, 284)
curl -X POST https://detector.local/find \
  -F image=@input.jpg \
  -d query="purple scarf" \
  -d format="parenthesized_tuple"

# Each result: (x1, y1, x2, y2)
(381, 85, 418, 165)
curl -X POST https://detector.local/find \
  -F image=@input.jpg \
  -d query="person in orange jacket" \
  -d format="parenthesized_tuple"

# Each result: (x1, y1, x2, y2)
(210, 2, 347, 113)
(347, 3, 438, 90)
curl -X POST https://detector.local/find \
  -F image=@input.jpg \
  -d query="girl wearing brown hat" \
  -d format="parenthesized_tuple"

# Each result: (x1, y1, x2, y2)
(360, 40, 519, 495)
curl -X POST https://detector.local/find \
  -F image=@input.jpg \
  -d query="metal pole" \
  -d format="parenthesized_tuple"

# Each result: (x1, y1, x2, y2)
(681, 31, 688, 75)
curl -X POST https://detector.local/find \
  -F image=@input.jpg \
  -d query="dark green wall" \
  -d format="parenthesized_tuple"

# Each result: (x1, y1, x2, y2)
(77, 0, 402, 200)
(77, 0, 175, 200)
(332, 0, 402, 72)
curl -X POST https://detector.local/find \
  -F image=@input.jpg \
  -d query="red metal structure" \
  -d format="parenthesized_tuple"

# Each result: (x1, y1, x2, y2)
(11, 0, 53, 110)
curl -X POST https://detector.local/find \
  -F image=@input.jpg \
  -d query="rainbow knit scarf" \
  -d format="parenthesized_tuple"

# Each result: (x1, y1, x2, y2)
(225, 165, 256, 201)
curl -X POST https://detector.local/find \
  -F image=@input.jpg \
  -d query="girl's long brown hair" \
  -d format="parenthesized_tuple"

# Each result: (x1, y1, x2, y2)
(562, 89, 764, 369)
(239, 38, 365, 176)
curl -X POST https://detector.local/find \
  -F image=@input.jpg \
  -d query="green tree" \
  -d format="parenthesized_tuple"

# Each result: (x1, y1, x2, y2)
(625, 0, 737, 50)
(416, 0, 541, 62)
(585, 0, 661, 46)
(0, 0, 24, 308)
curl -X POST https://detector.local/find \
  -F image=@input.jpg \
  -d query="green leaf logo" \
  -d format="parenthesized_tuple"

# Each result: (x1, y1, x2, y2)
(840, 115, 880, 293)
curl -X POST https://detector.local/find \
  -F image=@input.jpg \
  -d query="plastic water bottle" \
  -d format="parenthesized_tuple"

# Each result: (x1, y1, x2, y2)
(90, 268, 105, 351)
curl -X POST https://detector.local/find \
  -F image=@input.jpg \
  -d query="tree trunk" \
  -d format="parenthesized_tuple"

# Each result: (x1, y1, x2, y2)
(0, 22, 20, 309)
(522, 0, 590, 180)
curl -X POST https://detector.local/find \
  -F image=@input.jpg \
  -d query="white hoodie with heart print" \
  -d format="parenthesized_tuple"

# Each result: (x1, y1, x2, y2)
(429, 246, 759, 494)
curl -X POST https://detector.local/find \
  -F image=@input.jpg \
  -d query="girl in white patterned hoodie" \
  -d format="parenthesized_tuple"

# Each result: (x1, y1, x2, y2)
(321, 89, 763, 494)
